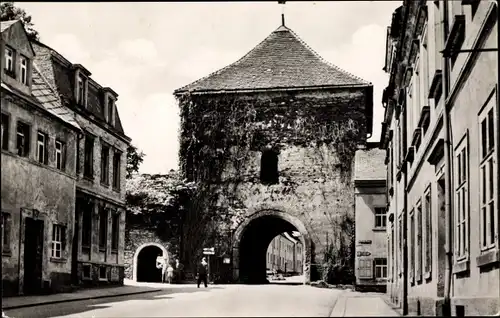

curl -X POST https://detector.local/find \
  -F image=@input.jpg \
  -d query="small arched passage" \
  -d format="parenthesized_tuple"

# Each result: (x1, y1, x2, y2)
(232, 209, 311, 284)
(133, 243, 168, 282)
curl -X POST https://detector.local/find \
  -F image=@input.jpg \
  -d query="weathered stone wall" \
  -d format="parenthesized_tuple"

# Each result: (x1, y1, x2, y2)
(1, 95, 78, 295)
(124, 226, 178, 280)
(178, 86, 370, 282)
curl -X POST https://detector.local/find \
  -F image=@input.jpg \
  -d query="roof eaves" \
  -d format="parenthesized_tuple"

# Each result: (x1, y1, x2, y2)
(174, 83, 372, 96)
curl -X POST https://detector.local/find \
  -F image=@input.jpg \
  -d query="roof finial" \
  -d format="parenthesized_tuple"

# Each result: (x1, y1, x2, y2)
(278, 1, 286, 26)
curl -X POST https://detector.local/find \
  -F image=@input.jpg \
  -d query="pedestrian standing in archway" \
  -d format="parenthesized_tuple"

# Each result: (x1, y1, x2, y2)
(166, 262, 174, 284)
(175, 258, 184, 283)
(197, 257, 208, 288)
(156, 253, 167, 283)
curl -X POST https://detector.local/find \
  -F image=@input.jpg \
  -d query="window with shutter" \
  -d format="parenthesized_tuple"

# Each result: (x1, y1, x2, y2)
(358, 258, 373, 279)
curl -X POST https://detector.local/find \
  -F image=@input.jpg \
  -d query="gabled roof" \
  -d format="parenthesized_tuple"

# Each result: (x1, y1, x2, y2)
(31, 41, 129, 140)
(175, 25, 371, 95)
(31, 64, 82, 131)
(1, 20, 17, 32)
(1, 20, 35, 57)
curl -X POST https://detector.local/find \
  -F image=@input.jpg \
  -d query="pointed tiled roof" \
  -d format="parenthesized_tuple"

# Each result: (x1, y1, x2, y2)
(175, 25, 371, 94)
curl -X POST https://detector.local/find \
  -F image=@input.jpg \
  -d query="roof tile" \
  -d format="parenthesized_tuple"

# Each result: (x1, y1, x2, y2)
(175, 25, 370, 94)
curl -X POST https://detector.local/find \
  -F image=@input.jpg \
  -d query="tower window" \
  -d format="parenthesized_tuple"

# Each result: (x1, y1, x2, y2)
(260, 149, 279, 185)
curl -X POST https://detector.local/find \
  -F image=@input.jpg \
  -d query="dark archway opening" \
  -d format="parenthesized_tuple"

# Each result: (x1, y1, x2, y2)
(137, 245, 163, 283)
(239, 215, 304, 284)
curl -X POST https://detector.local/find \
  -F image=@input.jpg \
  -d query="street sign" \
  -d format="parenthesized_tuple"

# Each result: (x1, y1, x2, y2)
(203, 247, 215, 255)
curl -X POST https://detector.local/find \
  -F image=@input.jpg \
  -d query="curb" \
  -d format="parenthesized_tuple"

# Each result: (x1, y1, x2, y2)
(3, 289, 163, 310)
(381, 295, 404, 317)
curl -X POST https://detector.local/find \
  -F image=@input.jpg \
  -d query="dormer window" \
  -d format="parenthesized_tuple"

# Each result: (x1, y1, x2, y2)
(4, 47, 14, 77)
(20, 55, 28, 85)
(77, 75, 85, 105)
(107, 96, 114, 125)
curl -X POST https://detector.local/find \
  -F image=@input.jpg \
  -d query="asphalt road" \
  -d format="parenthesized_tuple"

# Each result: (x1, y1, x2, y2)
(4, 283, 344, 318)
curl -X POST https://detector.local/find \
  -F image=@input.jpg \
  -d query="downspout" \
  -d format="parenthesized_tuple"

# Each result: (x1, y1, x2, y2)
(442, 0, 453, 316)
(402, 93, 409, 316)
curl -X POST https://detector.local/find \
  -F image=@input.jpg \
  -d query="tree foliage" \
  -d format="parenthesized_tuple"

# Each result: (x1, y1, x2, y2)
(125, 171, 196, 251)
(126, 144, 145, 179)
(0, 2, 40, 41)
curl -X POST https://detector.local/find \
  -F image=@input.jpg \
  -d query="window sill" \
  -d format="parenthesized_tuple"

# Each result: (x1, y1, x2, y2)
(4, 69, 15, 78)
(100, 181, 109, 187)
(2, 250, 12, 257)
(111, 249, 118, 254)
(99, 248, 106, 253)
(453, 259, 469, 274)
(416, 272, 422, 283)
(83, 176, 94, 182)
(50, 257, 67, 264)
(476, 249, 500, 268)
(112, 187, 121, 193)
(372, 228, 386, 232)
(98, 278, 108, 282)
(82, 276, 92, 281)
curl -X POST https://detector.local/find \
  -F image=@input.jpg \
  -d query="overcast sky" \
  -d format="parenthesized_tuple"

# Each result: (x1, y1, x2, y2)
(19, 1, 400, 174)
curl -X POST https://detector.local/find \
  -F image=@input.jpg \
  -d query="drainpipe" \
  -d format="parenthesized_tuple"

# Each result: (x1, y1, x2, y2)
(442, 0, 453, 316)
(402, 93, 409, 316)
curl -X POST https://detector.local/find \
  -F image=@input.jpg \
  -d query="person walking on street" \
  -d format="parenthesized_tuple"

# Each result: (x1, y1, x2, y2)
(197, 257, 208, 288)
(166, 263, 174, 284)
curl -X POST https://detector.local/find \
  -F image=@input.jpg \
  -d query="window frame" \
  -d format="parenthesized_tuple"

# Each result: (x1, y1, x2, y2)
(374, 207, 387, 229)
(4, 46, 15, 76)
(81, 203, 92, 250)
(374, 258, 388, 279)
(409, 208, 415, 283)
(358, 258, 374, 279)
(37, 131, 48, 165)
(83, 134, 95, 179)
(454, 132, 470, 261)
(55, 139, 66, 171)
(20, 55, 28, 85)
(479, 98, 498, 252)
(1, 112, 9, 151)
(260, 149, 279, 185)
(77, 74, 85, 106)
(51, 224, 65, 259)
(1, 212, 11, 255)
(112, 150, 122, 190)
(16, 121, 30, 157)
(416, 200, 423, 282)
(98, 206, 108, 252)
(424, 184, 433, 276)
(111, 212, 120, 252)
(100, 143, 110, 185)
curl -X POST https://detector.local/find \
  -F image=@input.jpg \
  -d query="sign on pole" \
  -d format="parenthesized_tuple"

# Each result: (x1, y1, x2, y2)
(203, 247, 215, 255)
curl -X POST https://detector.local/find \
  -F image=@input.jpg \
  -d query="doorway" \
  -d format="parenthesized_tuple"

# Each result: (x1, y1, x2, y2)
(24, 218, 44, 295)
(136, 245, 163, 282)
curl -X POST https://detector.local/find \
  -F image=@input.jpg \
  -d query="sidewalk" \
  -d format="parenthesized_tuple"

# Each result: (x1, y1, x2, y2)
(2, 283, 162, 310)
(330, 290, 401, 317)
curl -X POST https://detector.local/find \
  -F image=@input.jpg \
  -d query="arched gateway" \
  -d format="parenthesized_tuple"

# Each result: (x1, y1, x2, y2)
(133, 243, 168, 282)
(232, 209, 312, 284)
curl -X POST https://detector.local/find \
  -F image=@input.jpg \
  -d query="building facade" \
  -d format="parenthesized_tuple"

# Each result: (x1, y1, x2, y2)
(266, 232, 303, 275)
(354, 143, 387, 292)
(174, 22, 374, 284)
(381, 1, 499, 315)
(31, 40, 132, 288)
(1, 20, 82, 296)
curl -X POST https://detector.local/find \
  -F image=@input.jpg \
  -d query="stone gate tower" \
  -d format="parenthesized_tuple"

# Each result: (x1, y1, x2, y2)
(174, 22, 373, 284)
